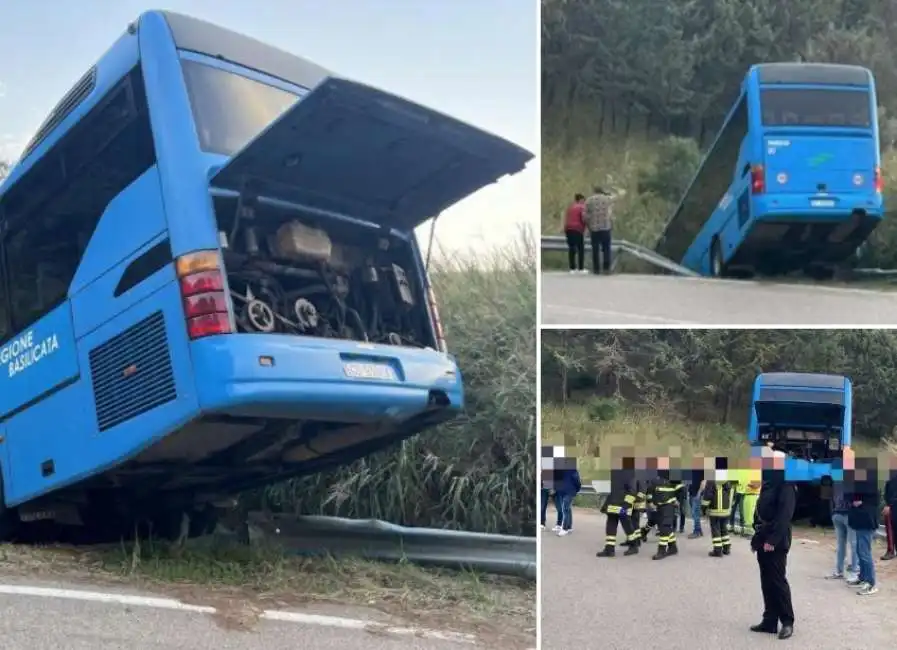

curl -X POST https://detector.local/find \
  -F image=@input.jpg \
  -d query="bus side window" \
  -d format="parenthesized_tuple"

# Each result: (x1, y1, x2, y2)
(0, 239, 9, 342)
(6, 213, 97, 332)
(3, 65, 155, 334)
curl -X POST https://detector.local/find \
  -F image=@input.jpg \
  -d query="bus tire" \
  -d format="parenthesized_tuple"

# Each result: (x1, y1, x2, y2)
(710, 238, 725, 277)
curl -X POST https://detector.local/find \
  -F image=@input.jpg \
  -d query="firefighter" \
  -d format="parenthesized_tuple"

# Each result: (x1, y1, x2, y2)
(651, 459, 680, 560)
(597, 456, 641, 557)
(702, 469, 734, 558)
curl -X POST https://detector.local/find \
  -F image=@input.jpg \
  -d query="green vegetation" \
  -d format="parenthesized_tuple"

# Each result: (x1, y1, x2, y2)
(541, 329, 897, 466)
(542, 0, 897, 268)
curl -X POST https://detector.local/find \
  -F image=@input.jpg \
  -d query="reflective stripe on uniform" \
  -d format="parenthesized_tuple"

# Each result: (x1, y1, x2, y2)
(624, 494, 636, 505)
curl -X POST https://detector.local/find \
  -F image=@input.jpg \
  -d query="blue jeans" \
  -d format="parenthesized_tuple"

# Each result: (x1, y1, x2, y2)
(557, 493, 573, 530)
(690, 495, 703, 533)
(831, 512, 859, 574)
(855, 527, 876, 586)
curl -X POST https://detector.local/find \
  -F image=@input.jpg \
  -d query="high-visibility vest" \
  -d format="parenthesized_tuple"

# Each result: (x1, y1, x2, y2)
(744, 469, 762, 495)
(732, 469, 747, 494)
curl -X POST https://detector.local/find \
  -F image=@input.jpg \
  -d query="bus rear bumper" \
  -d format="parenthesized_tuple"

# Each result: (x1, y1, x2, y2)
(189, 334, 464, 423)
(754, 194, 884, 220)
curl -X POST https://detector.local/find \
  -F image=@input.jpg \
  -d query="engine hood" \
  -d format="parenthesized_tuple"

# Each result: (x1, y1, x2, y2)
(209, 76, 534, 232)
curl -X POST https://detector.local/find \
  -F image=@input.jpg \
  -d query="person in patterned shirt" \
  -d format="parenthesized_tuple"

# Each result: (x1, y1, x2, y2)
(583, 186, 616, 274)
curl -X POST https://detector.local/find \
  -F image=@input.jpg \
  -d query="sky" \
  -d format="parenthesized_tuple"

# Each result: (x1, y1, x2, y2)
(0, 0, 537, 256)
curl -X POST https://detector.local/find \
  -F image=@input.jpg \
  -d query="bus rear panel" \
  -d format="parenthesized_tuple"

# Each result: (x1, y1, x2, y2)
(0, 10, 533, 529)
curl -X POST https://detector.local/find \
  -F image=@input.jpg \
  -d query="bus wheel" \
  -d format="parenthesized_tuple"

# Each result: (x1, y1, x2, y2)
(710, 238, 725, 277)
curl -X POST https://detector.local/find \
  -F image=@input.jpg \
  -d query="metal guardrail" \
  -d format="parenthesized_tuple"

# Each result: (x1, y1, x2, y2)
(246, 513, 536, 580)
(541, 235, 897, 282)
(541, 235, 700, 277)
(574, 483, 885, 538)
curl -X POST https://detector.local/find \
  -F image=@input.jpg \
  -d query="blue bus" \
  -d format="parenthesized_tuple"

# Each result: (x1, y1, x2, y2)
(655, 63, 883, 279)
(0, 11, 533, 538)
(747, 372, 850, 483)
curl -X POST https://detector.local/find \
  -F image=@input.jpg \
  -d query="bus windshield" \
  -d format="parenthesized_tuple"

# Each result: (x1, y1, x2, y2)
(181, 59, 302, 156)
(760, 88, 872, 128)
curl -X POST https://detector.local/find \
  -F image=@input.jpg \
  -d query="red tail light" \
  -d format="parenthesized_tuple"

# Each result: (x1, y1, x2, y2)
(176, 250, 231, 340)
(750, 165, 765, 194)
(875, 166, 883, 193)
(426, 286, 447, 353)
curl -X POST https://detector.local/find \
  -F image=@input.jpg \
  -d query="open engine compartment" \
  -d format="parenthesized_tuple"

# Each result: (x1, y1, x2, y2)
(213, 196, 436, 348)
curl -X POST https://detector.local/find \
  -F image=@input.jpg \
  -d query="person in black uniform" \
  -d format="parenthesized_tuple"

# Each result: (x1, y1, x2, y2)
(701, 474, 734, 557)
(750, 449, 796, 640)
(597, 456, 641, 557)
(651, 458, 680, 560)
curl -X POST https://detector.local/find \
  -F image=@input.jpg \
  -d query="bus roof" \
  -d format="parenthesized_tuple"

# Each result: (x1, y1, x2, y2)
(155, 10, 332, 90)
(756, 372, 848, 389)
(751, 62, 872, 87)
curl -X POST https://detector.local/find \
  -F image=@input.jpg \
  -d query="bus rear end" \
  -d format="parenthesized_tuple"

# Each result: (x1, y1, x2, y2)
(120, 16, 534, 514)
(748, 372, 850, 485)
(746, 64, 882, 275)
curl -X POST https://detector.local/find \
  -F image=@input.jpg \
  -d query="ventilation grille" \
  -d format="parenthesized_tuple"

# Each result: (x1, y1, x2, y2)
(89, 311, 176, 432)
(21, 67, 98, 161)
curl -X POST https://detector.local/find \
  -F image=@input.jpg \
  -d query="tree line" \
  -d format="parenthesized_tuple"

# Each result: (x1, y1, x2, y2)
(543, 0, 897, 143)
(541, 329, 897, 442)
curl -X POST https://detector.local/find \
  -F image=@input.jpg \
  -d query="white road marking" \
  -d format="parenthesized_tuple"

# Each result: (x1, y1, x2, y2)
(0, 583, 476, 644)
(543, 305, 698, 325)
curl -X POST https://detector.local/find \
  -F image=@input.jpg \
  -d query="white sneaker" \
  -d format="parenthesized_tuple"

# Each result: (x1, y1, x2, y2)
(825, 571, 844, 580)
(557, 529, 571, 536)
(857, 584, 878, 596)
(540, 524, 545, 531)
(579, 269, 589, 274)
(568, 269, 577, 274)
(552, 524, 562, 532)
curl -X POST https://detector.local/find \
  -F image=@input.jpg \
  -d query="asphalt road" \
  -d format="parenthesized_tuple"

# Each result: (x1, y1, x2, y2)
(540, 273, 897, 325)
(0, 576, 475, 650)
(541, 508, 897, 650)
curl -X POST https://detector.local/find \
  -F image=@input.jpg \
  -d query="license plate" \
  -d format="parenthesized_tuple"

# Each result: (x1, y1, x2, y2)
(343, 361, 396, 381)
(810, 199, 835, 208)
